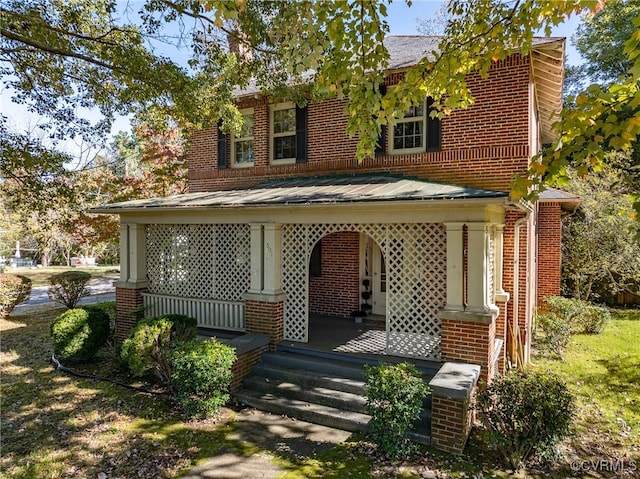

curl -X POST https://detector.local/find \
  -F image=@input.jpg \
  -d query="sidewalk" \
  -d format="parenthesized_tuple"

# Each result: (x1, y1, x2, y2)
(182, 408, 351, 479)
(10, 278, 116, 316)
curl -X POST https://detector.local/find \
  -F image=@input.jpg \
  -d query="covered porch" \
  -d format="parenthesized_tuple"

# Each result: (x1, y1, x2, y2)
(94, 174, 516, 378)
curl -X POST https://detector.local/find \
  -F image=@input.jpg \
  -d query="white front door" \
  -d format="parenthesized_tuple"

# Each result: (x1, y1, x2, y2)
(371, 243, 387, 316)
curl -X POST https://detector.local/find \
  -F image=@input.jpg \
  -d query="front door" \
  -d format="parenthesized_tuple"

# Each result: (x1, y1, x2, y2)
(371, 243, 387, 316)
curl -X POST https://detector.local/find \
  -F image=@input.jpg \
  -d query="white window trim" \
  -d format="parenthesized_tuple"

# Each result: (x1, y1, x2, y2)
(389, 100, 427, 155)
(270, 102, 297, 165)
(231, 108, 255, 168)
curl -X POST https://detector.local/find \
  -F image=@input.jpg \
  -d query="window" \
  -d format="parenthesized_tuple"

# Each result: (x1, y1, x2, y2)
(309, 241, 322, 277)
(271, 103, 297, 164)
(231, 110, 254, 167)
(391, 103, 425, 153)
(389, 97, 441, 154)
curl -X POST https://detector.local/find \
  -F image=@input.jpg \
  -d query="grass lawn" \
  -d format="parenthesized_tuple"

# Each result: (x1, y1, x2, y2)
(6, 265, 120, 287)
(1, 306, 638, 478)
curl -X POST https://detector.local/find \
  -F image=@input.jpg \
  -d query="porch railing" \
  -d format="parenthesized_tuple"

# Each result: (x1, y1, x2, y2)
(142, 293, 245, 331)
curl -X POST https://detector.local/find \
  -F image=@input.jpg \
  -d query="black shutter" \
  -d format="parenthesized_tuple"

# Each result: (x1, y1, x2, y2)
(375, 84, 387, 157)
(295, 105, 308, 163)
(426, 96, 441, 151)
(217, 121, 228, 169)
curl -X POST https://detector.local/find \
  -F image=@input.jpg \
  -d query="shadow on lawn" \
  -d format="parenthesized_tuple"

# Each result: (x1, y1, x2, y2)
(0, 311, 351, 479)
(0, 312, 240, 478)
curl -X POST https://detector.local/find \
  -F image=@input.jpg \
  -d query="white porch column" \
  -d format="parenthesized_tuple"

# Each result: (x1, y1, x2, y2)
(127, 223, 147, 285)
(493, 224, 510, 302)
(119, 224, 130, 283)
(444, 222, 465, 311)
(262, 223, 283, 295)
(466, 223, 497, 314)
(248, 223, 264, 294)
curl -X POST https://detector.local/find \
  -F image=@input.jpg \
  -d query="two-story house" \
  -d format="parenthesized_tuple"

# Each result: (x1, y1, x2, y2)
(96, 36, 578, 448)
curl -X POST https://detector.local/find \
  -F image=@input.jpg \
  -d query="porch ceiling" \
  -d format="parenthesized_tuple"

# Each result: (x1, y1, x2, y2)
(92, 175, 508, 213)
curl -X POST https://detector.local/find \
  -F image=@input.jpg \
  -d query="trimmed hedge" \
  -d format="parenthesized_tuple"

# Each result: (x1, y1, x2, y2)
(48, 271, 91, 308)
(170, 339, 235, 418)
(50, 307, 111, 361)
(0, 273, 32, 317)
(120, 314, 197, 384)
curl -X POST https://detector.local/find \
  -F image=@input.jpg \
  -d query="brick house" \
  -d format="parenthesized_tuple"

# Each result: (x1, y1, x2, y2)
(96, 36, 579, 451)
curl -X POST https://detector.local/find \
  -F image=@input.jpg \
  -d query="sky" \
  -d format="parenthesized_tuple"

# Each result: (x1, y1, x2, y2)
(1, 0, 584, 158)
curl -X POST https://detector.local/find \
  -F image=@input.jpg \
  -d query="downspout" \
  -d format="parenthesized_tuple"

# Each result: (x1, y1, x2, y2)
(512, 212, 530, 369)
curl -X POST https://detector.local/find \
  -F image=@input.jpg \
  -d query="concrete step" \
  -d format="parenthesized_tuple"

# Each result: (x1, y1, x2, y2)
(243, 375, 367, 414)
(235, 349, 433, 444)
(251, 361, 366, 395)
(235, 389, 370, 433)
(260, 350, 368, 381)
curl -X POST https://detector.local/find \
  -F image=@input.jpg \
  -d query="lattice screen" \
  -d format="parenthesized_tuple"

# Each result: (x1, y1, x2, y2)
(146, 224, 250, 301)
(281, 223, 446, 360)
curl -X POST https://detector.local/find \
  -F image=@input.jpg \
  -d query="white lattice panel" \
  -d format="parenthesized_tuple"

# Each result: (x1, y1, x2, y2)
(281, 223, 445, 360)
(146, 224, 250, 301)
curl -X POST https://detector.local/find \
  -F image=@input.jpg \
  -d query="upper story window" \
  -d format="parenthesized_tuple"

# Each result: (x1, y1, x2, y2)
(271, 102, 297, 164)
(385, 97, 441, 155)
(231, 110, 254, 167)
(392, 103, 425, 154)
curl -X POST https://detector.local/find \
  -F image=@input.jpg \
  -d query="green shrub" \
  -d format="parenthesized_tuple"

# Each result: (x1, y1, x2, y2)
(50, 307, 111, 361)
(0, 273, 32, 317)
(536, 297, 612, 358)
(363, 362, 430, 458)
(48, 271, 92, 308)
(170, 338, 235, 418)
(476, 369, 575, 471)
(576, 304, 611, 334)
(120, 314, 197, 384)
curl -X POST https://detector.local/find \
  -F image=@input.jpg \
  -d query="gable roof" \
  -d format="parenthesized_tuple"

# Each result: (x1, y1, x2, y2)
(92, 175, 509, 213)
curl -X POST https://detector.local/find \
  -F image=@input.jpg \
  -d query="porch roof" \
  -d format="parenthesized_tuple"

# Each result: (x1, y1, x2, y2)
(92, 175, 509, 213)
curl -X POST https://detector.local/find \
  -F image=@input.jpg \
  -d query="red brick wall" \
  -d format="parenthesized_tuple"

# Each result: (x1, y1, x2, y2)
(536, 202, 562, 304)
(440, 318, 496, 383)
(244, 299, 284, 348)
(230, 346, 268, 392)
(186, 55, 531, 194)
(431, 390, 476, 454)
(115, 286, 147, 343)
(309, 232, 360, 317)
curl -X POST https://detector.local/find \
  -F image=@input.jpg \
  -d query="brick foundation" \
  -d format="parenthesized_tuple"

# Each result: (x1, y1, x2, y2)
(244, 297, 285, 348)
(115, 286, 147, 343)
(429, 362, 480, 454)
(440, 313, 497, 383)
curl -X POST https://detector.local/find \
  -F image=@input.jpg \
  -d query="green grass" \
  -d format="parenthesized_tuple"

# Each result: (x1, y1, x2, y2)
(6, 265, 120, 287)
(532, 309, 640, 461)
(1, 306, 638, 478)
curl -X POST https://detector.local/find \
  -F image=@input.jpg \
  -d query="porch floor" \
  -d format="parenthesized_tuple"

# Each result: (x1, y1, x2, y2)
(278, 315, 441, 371)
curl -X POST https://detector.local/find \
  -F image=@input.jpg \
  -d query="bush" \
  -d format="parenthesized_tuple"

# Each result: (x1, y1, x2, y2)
(0, 273, 32, 317)
(576, 304, 611, 334)
(120, 314, 197, 384)
(48, 271, 92, 308)
(476, 369, 575, 471)
(364, 362, 430, 458)
(536, 297, 611, 358)
(50, 307, 111, 361)
(170, 338, 235, 418)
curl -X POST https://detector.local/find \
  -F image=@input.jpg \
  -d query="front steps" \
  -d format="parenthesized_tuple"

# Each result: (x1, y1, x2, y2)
(234, 345, 434, 444)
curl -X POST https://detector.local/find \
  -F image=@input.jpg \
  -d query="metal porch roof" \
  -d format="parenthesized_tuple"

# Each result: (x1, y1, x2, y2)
(92, 175, 509, 213)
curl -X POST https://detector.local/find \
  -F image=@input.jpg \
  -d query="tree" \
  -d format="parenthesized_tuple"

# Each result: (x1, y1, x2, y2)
(516, 1, 640, 219)
(561, 160, 640, 302)
(2, 0, 638, 213)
